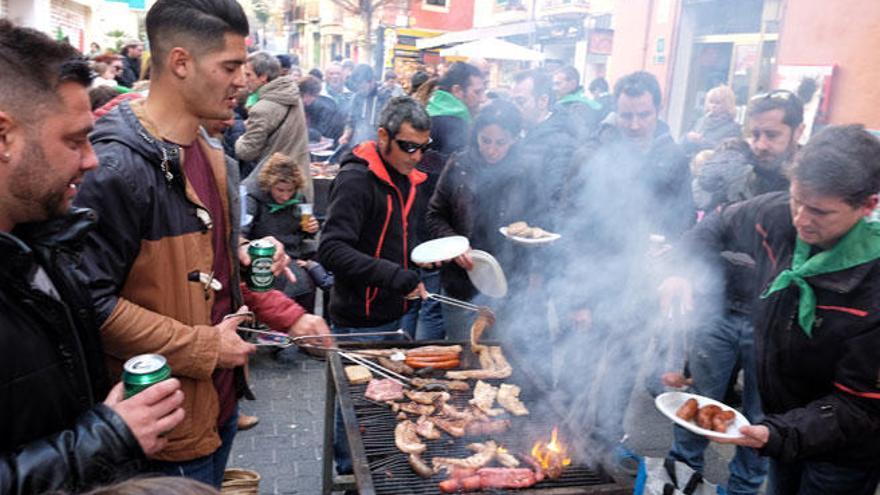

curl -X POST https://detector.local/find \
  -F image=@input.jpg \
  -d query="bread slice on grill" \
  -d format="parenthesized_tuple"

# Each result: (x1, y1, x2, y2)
(345, 365, 372, 385)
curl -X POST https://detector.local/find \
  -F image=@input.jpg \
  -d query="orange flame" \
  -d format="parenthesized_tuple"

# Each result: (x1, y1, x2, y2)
(530, 427, 571, 479)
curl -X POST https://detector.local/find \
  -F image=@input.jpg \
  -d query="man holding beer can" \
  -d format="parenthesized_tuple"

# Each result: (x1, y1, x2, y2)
(73, 0, 330, 487)
(0, 21, 185, 494)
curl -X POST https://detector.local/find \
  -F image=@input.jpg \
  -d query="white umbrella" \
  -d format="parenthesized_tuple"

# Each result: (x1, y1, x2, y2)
(439, 37, 545, 62)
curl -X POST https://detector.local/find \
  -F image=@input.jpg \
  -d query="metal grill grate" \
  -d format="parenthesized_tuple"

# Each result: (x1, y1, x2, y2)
(327, 342, 630, 494)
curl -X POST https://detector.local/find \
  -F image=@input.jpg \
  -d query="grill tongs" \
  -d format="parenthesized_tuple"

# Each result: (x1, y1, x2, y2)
(408, 292, 490, 314)
(227, 311, 410, 349)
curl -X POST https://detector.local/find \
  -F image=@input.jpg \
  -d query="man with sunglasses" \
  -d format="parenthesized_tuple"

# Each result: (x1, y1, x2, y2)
(667, 90, 806, 495)
(319, 96, 430, 475)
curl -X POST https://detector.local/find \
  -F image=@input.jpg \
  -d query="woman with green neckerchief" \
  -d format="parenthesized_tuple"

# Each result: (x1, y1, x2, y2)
(242, 153, 320, 312)
(659, 125, 880, 495)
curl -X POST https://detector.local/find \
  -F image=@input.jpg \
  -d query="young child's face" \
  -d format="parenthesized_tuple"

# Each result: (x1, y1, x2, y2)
(705, 94, 727, 117)
(270, 180, 296, 204)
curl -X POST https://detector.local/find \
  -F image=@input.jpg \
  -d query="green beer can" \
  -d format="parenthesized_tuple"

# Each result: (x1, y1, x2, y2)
(122, 354, 171, 399)
(247, 239, 276, 291)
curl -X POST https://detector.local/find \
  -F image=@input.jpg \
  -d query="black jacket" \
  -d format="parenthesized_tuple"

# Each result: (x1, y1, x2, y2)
(685, 192, 880, 467)
(242, 181, 312, 259)
(519, 111, 579, 232)
(348, 87, 392, 147)
(305, 94, 346, 143)
(0, 209, 142, 494)
(426, 147, 532, 299)
(117, 55, 140, 88)
(318, 142, 426, 327)
(429, 115, 469, 161)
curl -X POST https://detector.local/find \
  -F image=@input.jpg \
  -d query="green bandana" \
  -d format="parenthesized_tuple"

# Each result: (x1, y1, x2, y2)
(557, 89, 601, 110)
(762, 219, 880, 336)
(267, 194, 302, 214)
(245, 91, 260, 108)
(426, 90, 471, 123)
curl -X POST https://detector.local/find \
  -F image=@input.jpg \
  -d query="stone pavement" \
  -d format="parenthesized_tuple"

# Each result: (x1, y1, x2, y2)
(228, 346, 328, 495)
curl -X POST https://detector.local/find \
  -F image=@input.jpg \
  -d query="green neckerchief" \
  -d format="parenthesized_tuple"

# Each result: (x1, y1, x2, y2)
(245, 91, 260, 108)
(557, 89, 601, 110)
(762, 219, 880, 336)
(426, 90, 471, 123)
(113, 85, 132, 94)
(267, 193, 302, 214)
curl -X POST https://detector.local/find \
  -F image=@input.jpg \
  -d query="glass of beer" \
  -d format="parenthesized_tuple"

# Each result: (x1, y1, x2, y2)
(299, 203, 314, 231)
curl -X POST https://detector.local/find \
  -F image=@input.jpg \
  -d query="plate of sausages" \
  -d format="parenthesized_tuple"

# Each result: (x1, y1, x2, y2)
(655, 392, 750, 439)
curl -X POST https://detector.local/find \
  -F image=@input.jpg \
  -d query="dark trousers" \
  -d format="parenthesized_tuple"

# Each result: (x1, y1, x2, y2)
(767, 458, 879, 495)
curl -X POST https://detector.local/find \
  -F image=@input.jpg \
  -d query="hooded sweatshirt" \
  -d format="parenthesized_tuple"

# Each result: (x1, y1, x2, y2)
(426, 90, 472, 159)
(318, 142, 427, 327)
(235, 76, 312, 200)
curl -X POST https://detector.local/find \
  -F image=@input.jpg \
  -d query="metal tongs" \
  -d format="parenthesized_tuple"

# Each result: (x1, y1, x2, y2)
(226, 311, 411, 349)
(408, 292, 488, 313)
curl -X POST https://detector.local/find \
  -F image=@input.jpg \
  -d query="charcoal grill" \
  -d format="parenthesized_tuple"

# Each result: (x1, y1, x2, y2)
(321, 341, 632, 494)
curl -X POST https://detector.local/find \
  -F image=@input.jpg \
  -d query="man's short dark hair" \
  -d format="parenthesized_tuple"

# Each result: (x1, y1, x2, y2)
(308, 68, 323, 81)
(146, 0, 248, 74)
(379, 96, 430, 138)
(589, 77, 609, 94)
(790, 124, 880, 207)
(614, 71, 662, 109)
(298, 75, 322, 97)
(513, 69, 555, 106)
(556, 65, 580, 84)
(275, 54, 292, 70)
(437, 62, 482, 93)
(0, 19, 93, 124)
(747, 89, 804, 130)
(246, 51, 281, 81)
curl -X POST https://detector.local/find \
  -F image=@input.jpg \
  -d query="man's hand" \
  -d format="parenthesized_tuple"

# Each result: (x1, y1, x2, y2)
(339, 128, 352, 146)
(686, 131, 703, 143)
(303, 217, 320, 234)
(658, 276, 694, 316)
(289, 314, 332, 349)
(661, 372, 693, 388)
(454, 251, 473, 271)
(104, 379, 185, 456)
(216, 307, 256, 368)
(710, 425, 769, 449)
(239, 236, 296, 283)
(406, 282, 428, 300)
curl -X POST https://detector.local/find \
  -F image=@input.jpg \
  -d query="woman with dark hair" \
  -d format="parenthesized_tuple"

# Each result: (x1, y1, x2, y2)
(426, 100, 532, 339)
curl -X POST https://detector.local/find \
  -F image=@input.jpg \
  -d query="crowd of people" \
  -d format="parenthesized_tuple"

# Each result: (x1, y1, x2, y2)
(1, 0, 878, 494)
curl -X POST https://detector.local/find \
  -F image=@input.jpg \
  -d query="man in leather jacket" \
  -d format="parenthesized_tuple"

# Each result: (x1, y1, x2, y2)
(0, 20, 185, 494)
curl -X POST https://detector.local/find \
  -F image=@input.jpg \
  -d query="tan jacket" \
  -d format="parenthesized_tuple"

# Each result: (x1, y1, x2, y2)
(76, 99, 245, 462)
(235, 76, 313, 200)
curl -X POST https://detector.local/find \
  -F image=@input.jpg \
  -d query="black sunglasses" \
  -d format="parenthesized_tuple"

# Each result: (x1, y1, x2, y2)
(395, 138, 432, 154)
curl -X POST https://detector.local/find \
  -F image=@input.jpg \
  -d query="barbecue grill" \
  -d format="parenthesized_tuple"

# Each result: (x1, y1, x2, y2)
(321, 341, 632, 494)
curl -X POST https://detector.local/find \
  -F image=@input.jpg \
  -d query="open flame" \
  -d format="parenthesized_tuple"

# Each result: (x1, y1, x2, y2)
(530, 427, 571, 479)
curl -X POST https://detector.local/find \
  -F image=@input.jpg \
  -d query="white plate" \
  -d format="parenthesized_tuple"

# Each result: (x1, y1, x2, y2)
(468, 250, 507, 298)
(655, 392, 750, 439)
(411, 236, 470, 264)
(499, 226, 561, 245)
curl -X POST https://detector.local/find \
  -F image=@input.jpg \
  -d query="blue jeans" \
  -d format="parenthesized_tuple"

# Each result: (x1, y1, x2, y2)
(400, 269, 445, 340)
(767, 458, 879, 495)
(151, 404, 239, 488)
(331, 320, 404, 475)
(669, 311, 767, 495)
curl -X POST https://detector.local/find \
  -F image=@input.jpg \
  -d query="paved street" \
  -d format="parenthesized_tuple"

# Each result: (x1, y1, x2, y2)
(227, 344, 738, 495)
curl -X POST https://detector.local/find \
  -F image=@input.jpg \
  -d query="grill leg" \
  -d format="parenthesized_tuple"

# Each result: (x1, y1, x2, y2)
(322, 358, 336, 495)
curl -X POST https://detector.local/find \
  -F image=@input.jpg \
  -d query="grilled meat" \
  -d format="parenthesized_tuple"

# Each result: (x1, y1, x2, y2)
(406, 345, 462, 356)
(497, 383, 529, 416)
(479, 467, 538, 488)
(469, 380, 504, 416)
(365, 378, 404, 402)
(446, 346, 512, 380)
(415, 415, 442, 440)
(411, 378, 470, 391)
(712, 409, 736, 432)
(377, 356, 414, 376)
(496, 449, 520, 468)
(676, 398, 699, 421)
(465, 419, 511, 436)
(470, 310, 495, 353)
(395, 420, 427, 455)
(405, 390, 450, 405)
(409, 453, 434, 478)
(389, 401, 435, 416)
(432, 441, 498, 472)
(431, 416, 467, 437)
(696, 404, 722, 430)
